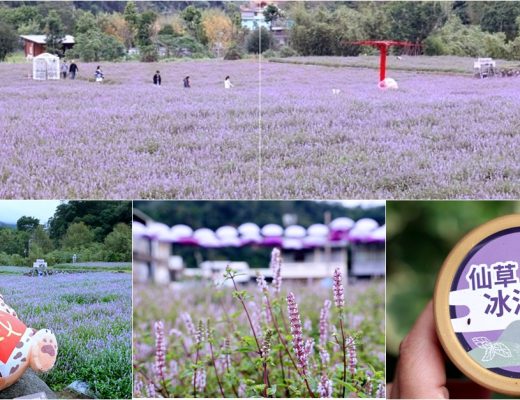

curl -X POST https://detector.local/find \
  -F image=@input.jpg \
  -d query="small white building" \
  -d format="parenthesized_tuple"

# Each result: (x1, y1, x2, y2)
(32, 53, 60, 80)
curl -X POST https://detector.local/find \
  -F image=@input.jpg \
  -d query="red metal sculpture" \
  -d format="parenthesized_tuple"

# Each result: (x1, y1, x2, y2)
(351, 40, 417, 82)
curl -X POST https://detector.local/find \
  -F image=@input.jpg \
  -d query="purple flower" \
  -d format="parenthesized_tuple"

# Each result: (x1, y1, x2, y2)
(147, 383, 156, 397)
(221, 338, 232, 371)
(261, 330, 273, 360)
(169, 360, 178, 380)
(365, 378, 373, 397)
(346, 336, 357, 375)
(195, 320, 205, 344)
(192, 368, 206, 392)
(376, 382, 386, 398)
(319, 349, 330, 366)
(304, 318, 312, 333)
(317, 373, 333, 398)
(319, 299, 331, 347)
(287, 292, 307, 374)
(247, 300, 262, 339)
(153, 321, 166, 382)
(238, 382, 246, 397)
(304, 337, 315, 359)
(181, 312, 196, 337)
(270, 248, 282, 294)
(256, 273, 269, 294)
(134, 378, 144, 397)
(333, 267, 344, 309)
(262, 296, 272, 324)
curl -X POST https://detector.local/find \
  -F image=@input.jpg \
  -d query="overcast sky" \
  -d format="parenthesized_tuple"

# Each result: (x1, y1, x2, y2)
(0, 200, 64, 224)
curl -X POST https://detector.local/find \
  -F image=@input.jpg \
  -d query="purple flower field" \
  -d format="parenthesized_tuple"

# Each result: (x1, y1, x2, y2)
(261, 60, 520, 199)
(0, 60, 260, 199)
(1, 58, 518, 199)
(0, 272, 132, 398)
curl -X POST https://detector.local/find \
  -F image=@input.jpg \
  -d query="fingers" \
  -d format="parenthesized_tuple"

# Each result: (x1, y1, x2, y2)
(392, 301, 449, 399)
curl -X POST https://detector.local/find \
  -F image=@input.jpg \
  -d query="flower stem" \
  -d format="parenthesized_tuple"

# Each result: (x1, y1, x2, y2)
(229, 273, 262, 354)
(263, 361, 268, 397)
(339, 316, 347, 398)
(193, 345, 199, 398)
(278, 349, 290, 397)
(209, 340, 226, 397)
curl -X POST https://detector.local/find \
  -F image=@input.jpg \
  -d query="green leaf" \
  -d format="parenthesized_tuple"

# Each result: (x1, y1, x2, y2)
(241, 335, 257, 347)
(333, 378, 357, 393)
(267, 385, 277, 396)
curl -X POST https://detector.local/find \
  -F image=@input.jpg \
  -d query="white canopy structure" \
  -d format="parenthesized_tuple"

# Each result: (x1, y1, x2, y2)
(133, 217, 386, 284)
(32, 53, 60, 80)
(285, 225, 306, 238)
(170, 224, 193, 240)
(261, 224, 284, 237)
(134, 218, 385, 248)
(330, 217, 355, 231)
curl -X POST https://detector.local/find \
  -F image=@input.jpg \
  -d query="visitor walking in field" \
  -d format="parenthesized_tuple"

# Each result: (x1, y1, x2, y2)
(183, 76, 190, 88)
(153, 71, 162, 86)
(69, 60, 78, 79)
(61, 61, 68, 79)
(224, 75, 233, 89)
(95, 66, 104, 83)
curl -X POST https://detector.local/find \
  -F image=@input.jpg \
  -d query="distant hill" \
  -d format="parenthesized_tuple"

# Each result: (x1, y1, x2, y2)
(0, 221, 16, 229)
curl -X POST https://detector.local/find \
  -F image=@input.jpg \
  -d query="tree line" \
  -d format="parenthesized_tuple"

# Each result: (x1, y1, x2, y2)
(0, 201, 132, 266)
(285, 1, 520, 60)
(1, 1, 520, 62)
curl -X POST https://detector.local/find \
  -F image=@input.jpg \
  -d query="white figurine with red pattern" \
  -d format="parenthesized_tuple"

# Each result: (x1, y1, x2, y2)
(0, 293, 58, 391)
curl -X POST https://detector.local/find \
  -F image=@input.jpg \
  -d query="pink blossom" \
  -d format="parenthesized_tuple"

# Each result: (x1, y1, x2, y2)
(181, 312, 196, 337)
(346, 336, 357, 375)
(192, 368, 206, 392)
(333, 267, 344, 309)
(317, 373, 333, 398)
(153, 321, 166, 382)
(287, 292, 307, 374)
(319, 299, 331, 347)
(270, 248, 282, 294)
(256, 273, 269, 294)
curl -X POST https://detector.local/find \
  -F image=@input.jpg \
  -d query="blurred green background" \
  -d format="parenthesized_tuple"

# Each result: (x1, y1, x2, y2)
(386, 200, 520, 385)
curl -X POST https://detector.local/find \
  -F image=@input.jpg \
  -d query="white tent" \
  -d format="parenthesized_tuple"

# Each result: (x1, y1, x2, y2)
(33, 53, 60, 80)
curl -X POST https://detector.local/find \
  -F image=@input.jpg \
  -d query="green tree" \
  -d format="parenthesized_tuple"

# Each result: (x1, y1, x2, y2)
(0, 21, 18, 61)
(0, 5, 42, 31)
(16, 216, 40, 233)
(69, 10, 125, 61)
(32, 225, 54, 254)
(123, 0, 139, 47)
(224, 2, 242, 34)
(44, 10, 64, 56)
(68, 30, 125, 61)
(75, 11, 98, 35)
(0, 228, 27, 256)
(479, 1, 520, 41)
(289, 6, 365, 56)
(386, 2, 448, 43)
(182, 5, 206, 44)
(423, 15, 509, 59)
(48, 201, 131, 244)
(263, 4, 283, 31)
(246, 27, 272, 54)
(104, 223, 131, 261)
(136, 10, 157, 47)
(62, 222, 94, 250)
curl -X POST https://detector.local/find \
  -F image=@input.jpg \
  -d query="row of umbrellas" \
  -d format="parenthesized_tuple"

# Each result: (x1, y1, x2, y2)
(133, 217, 385, 250)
